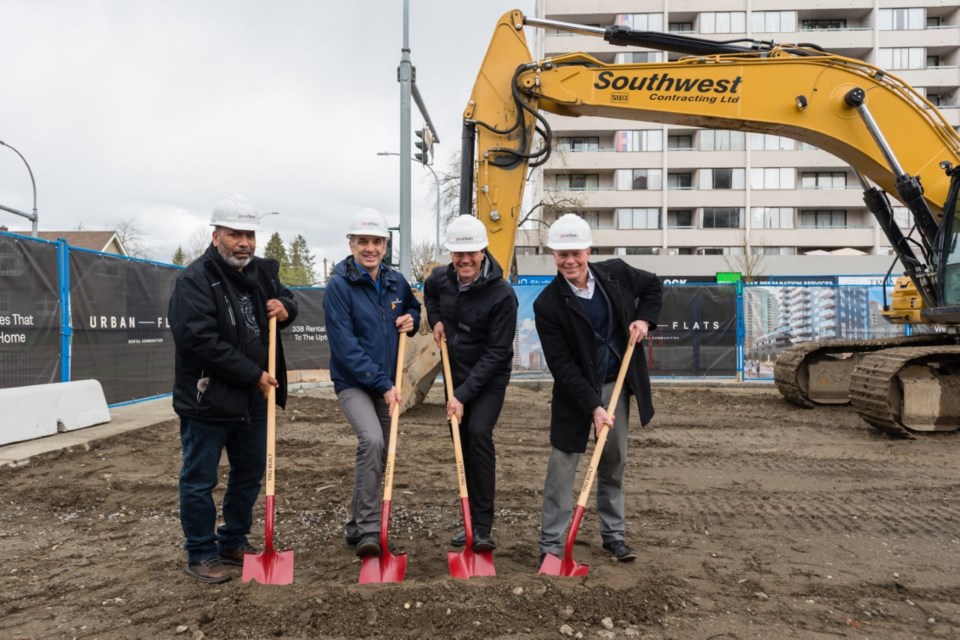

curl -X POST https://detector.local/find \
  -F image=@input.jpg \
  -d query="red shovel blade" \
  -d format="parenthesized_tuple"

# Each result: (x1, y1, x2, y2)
(242, 548, 295, 585)
(448, 548, 496, 579)
(538, 552, 589, 577)
(359, 549, 408, 584)
(537, 505, 590, 577)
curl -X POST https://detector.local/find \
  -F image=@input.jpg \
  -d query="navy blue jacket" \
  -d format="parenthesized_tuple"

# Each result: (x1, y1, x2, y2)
(323, 257, 421, 395)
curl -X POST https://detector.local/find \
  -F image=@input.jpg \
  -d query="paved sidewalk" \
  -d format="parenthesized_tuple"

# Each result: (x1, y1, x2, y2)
(0, 396, 176, 468)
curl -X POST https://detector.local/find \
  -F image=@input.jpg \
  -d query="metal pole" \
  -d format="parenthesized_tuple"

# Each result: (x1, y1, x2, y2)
(398, 0, 413, 277)
(423, 163, 441, 261)
(0, 140, 38, 237)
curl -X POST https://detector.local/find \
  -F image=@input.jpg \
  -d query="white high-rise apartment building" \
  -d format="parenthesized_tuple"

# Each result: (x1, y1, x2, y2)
(516, 1, 960, 279)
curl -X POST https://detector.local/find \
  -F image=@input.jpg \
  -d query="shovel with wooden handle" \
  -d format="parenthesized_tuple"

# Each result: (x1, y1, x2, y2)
(539, 341, 635, 578)
(242, 315, 295, 585)
(358, 332, 408, 584)
(440, 340, 495, 579)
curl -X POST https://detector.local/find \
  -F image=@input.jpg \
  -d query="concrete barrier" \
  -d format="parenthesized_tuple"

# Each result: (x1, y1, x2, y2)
(0, 380, 111, 446)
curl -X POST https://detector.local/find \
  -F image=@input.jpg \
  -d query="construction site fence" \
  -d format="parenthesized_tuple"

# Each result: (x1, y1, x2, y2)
(0, 232, 911, 406)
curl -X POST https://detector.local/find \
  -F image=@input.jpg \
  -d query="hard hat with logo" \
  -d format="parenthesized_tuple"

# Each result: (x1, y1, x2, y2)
(346, 207, 390, 238)
(445, 215, 489, 252)
(547, 214, 593, 250)
(210, 195, 260, 231)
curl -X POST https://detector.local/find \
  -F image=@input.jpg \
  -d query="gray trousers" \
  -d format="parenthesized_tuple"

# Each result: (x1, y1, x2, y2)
(337, 387, 391, 539)
(539, 381, 631, 556)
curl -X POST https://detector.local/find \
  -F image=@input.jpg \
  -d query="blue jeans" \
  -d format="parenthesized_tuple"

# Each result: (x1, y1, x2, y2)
(179, 394, 267, 563)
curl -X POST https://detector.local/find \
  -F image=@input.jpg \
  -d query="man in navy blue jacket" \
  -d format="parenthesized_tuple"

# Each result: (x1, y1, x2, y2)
(323, 208, 420, 558)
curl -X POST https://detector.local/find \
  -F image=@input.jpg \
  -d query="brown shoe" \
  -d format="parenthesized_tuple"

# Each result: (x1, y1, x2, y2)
(220, 544, 258, 566)
(185, 558, 232, 584)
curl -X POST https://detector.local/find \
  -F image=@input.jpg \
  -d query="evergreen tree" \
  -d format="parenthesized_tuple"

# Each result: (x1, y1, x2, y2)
(286, 234, 317, 285)
(264, 232, 289, 267)
(172, 246, 186, 266)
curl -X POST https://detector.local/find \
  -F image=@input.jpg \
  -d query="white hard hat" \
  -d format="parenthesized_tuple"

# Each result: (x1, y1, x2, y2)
(445, 215, 488, 252)
(210, 195, 260, 231)
(346, 207, 390, 238)
(547, 214, 593, 250)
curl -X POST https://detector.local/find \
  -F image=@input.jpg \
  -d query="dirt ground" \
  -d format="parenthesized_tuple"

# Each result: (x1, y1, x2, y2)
(1, 383, 958, 640)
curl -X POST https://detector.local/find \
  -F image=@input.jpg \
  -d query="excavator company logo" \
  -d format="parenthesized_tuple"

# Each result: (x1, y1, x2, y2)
(595, 71, 743, 105)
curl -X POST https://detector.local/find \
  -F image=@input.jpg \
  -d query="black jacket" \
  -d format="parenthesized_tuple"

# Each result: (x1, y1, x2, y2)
(423, 251, 518, 402)
(169, 244, 298, 424)
(533, 259, 661, 453)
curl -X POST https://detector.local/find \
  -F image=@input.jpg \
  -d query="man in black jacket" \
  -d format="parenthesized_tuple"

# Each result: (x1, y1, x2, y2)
(169, 195, 298, 584)
(424, 215, 518, 552)
(533, 214, 661, 566)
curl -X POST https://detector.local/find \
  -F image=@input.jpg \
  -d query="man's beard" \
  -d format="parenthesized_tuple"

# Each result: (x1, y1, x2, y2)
(218, 244, 253, 269)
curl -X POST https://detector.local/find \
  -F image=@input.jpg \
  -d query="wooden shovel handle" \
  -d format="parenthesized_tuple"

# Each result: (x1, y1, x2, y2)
(440, 340, 469, 499)
(573, 341, 635, 509)
(381, 332, 407, 504)
(265, 315, 278, 496)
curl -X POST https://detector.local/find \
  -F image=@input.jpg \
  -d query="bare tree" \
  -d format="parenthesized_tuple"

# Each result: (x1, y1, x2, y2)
(114, 218, 152, 259)
(410, 238, 441, 285)
(724, 229, 768, 282)
(185, 227, 212, 263)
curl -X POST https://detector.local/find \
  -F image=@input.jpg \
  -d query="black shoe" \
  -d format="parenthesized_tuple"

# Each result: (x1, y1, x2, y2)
(345, 534, 362, 549)
(472, 533, 497, 552)
(219, 542, 258, 566)
(450, 529, 466, 547)
(185, 557, 232, 584)
(602, 540, 637, 562)
(355, 534, 381, 558)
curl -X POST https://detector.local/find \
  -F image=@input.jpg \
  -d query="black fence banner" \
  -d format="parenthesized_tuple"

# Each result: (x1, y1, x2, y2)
(69, 250, 179, 404)
(647, 285, 738, 376)
(0, 234, 61, 386)
(284, 288, 329, 370)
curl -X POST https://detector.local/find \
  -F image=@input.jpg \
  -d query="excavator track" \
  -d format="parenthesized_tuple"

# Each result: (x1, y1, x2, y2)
(773, 335, 947, 408)
(849, 344, 960, 438)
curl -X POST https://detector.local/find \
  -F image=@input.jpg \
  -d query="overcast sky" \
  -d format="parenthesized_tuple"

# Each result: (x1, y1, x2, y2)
(0, 0, 536, 269)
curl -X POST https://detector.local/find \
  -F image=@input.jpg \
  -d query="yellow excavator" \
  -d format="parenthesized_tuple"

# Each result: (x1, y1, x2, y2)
(456, 9, 960, 438)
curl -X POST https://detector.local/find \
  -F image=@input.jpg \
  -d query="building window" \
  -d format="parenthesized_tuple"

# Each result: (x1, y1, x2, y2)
(801, 172, 846, 189)
(668, 210, 693, 228)
(696, 247, 725, 255)
(616, 13, 663, 32)
(621, 247, 660, 255)
(616, 130, 663, 152)
(750, 168, 796, 190)
(926, 55, 941, 69)
(748, 133, 795, 150)
(751, 207, 794, 229)
(557, 136, 599, 152)
(617, 168, 662, 190)
(668, 172, 693, 190)
(617, 51, 664, 64)
(878, 48, 925, 70)
(617, 208, 661, 230)
(556, 174, 599, 190)
(751, 11, 796, 33)
(580, 211, 601, 229)
(668, 134, 693, 150)
(700, 12, 746, 34)
(701, 207, 742, 229)
(892, 206, 911, 229)
(700, 168, 745, 190)
(800, 209, 847, 228)
(752, 246, 797, 255)
(700, 130, 745, 151)
(801, 19, 846, 30)
(878, 8, 926, 31)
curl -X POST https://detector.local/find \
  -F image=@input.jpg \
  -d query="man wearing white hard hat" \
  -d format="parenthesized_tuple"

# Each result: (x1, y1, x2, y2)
(423, 215, 518, 552)
(533, 213, 661, 567)
(170, 195, 299, 583)
(323, 208, 420, 558)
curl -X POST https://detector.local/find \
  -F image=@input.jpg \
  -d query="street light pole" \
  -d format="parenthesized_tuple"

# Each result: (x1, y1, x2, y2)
(0, 140, 38, 237)
(378, 151, 441, 261)
(258, 211, 280, 222)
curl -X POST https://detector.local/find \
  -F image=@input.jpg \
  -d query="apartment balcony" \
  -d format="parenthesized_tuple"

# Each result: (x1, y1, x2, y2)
(666, 150, 748, 168)
(749, 226, 876, 248)
(749, 187, 866, 208)
(544, 0, 629, 18)
(766, 27, 874, 53)
(898, 66, 960, 90)
(881, 27, 960, 49)
(545, 150, 661, 171)
(663, 189, 746, 208)
(658, 228, 747, 247)
(935, 106, 960, 127)
(592, 229, 663, 247)
(545, 187, 662, 209)
(749, 149, 849, 169)
(542, 33, 621, 59)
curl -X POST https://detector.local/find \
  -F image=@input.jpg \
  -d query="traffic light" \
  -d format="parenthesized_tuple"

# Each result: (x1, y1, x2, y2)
(414, 126, 433, 165)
